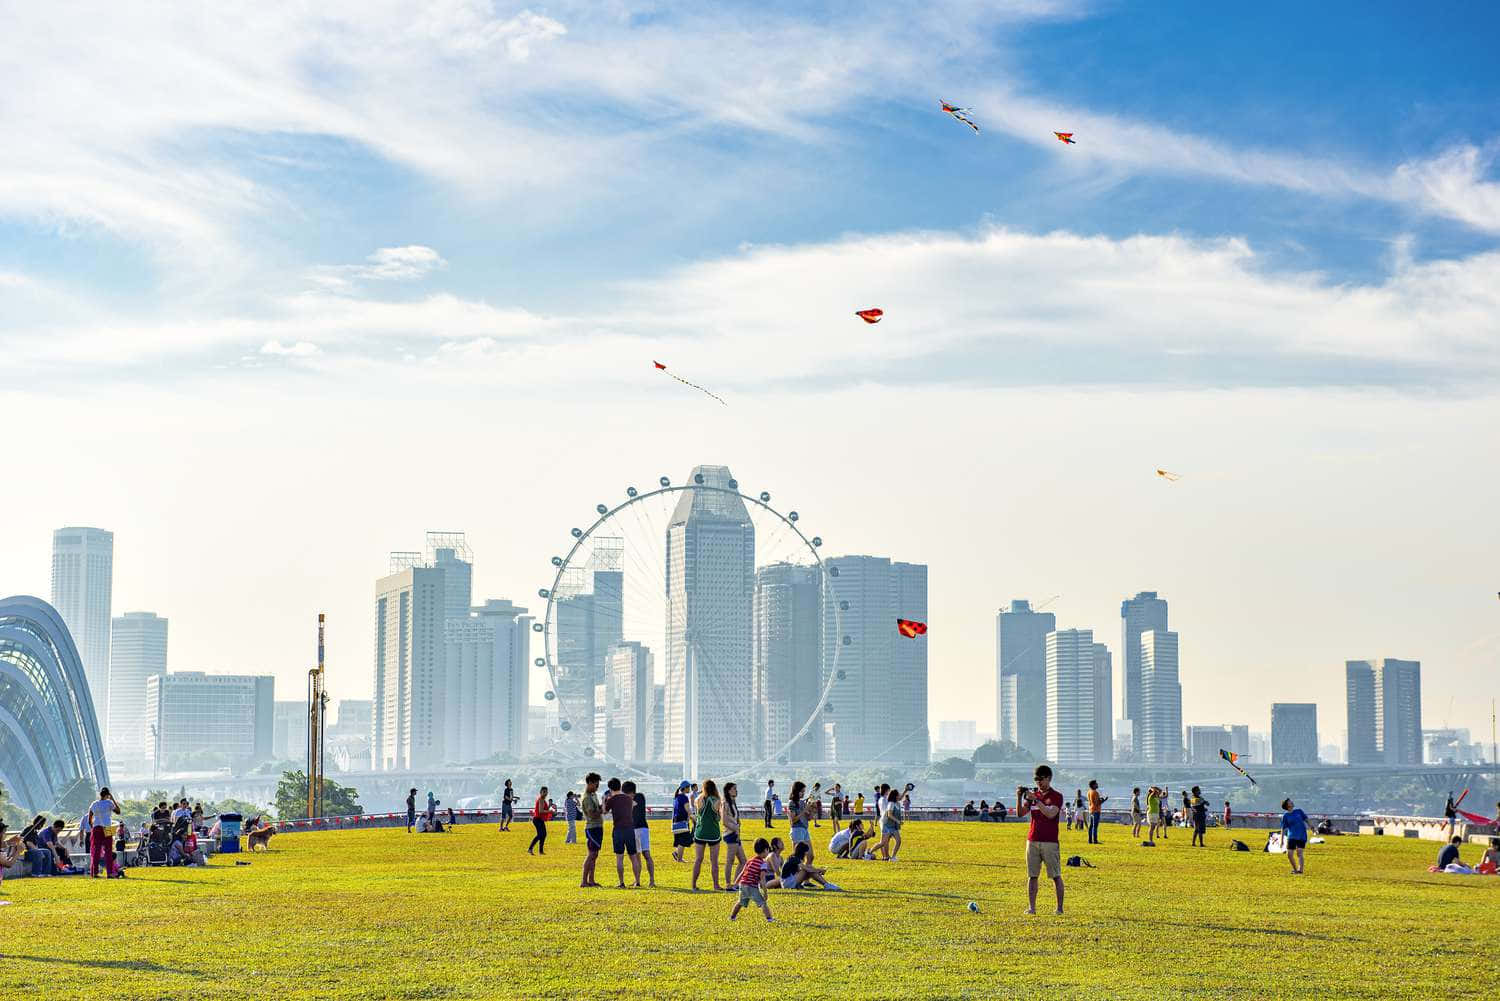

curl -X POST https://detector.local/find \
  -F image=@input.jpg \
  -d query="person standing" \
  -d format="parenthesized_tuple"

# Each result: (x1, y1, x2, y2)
(875, 788, 904, 861)
(829, 783, 844, 833)
(722, 782, 746, 888)
(691, 779, 724, 891)
(763, 779, 775, 828)
(501, 780, 516, 832)
(405, 788, 418, 833)
(1223, 801, 1233, 829)
(1280, 797, 1311, 875)
(528, 786, 553, 855)
(604, 778, 641, 888)
(1086, 780, 1107, 845)
(629, 782, 656, 888)
(564, 791, 580, 844)
(671, 781, 693, 863)
(1145, 786, 1162, 842)
(1190, 786, 1208, 847)
(87, 788, 123, 879)
(728, 838, 774, 923)
(1130, 787, 1144, 839)
(580, 773, 604, 888)
(1018, 765, 1063, 915)
(1443, 792, 1457, 838)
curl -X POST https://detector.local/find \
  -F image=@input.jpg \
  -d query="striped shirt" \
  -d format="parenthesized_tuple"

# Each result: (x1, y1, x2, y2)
(736, 856, 768, 887)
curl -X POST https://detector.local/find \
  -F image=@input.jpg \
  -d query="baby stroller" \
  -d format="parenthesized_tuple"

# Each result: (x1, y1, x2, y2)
(140, 821, 172, 866)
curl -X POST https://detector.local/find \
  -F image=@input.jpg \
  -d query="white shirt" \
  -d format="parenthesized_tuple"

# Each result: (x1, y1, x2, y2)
(173, 807, 192, 822)
(88, 799, 117, 829)
(829, 829, 852, 853)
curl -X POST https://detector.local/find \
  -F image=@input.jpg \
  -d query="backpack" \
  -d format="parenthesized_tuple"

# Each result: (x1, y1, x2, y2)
(1139, 840, 1155, 847)
(1230, 839, 1250, 852)
(1065, 855, 1094, 868)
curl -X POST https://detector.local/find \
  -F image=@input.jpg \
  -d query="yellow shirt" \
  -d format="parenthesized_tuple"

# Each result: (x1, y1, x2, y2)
(853, 795, 865, 814)
(1087, 789, 1102, 812)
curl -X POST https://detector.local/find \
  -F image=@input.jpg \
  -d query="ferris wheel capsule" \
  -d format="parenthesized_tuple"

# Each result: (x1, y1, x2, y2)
(571, 528, 582, 538)
(596, 503, 608, 515)
(811, 536, 822, 547)
(560, 720, 572, 732)
(534, 657, 545, 667)
(788, 511, 798, 522)
(836, 669, 847, 681)
(660, 476, 670, 487)
(544, 690, 556, 701)
(627, 487, 638, 497)
(583, 746, 595, 757)
(539, 588, 550, 598)
(532, 622, 543, 632)
(694, 472, 705, 484)
(551, 556, 563, 566)
(839, 600, 849, 611)
(759, 491, 770, 502)
(727, 478, 738, 490)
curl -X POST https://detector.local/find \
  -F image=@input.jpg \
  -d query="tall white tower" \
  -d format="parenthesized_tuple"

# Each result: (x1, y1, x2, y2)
(52, 526, 114, 733)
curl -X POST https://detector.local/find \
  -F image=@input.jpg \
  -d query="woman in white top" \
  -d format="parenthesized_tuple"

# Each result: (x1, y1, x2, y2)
(721, 782, 746, 887)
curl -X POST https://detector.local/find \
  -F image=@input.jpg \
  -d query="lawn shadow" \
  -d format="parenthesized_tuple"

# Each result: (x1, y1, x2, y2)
(4, 954, 204, 975)
(1109, 914, 1347, 943)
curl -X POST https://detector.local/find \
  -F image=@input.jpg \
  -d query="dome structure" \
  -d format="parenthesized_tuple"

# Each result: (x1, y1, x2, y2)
(0, 595, 110, 813)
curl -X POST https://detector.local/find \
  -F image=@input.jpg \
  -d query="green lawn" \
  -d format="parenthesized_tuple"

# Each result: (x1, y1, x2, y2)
(2, 820, 1495, 1000)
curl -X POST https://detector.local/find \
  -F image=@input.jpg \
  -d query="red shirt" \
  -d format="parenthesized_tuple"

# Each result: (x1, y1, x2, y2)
(534, 797, 553, 822)
(1026, 788, 1064, 843)
(736, 855, 767, 886)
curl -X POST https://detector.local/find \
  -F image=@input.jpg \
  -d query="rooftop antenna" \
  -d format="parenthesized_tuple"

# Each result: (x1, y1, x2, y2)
(307, 614, 329, 819)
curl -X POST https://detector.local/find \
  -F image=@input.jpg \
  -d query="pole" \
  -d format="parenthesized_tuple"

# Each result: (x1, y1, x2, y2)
(307, 614, 326, 819)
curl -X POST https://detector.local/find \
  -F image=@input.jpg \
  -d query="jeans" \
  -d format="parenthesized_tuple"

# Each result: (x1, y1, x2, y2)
(1087, 812, 1101, 844)
(26, 847, 55, 875)
(90, 826, 119, 877)
(529, 818, 548, 853)
(565, 818, 577, 843)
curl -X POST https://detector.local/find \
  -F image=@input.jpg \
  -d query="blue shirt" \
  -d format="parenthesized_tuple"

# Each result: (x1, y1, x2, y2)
(672, 793, 690, 824)
(1281, 808, 1309, 841)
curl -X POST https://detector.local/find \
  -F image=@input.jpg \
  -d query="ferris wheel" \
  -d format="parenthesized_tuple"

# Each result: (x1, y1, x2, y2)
(533, 466, 848, 783)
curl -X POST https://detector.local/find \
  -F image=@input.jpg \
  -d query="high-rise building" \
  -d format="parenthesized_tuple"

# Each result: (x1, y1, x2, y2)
(144, 672, 274, 772)
(444, 599, 532, 764)
(106, 611, 167, 774)
(51, 527, 114, 729)
(373, 563, 446, 770)
(664, 465, 755, 771)
(1249, 730, 1270, 765)
(273, 700, 308, 761)
(1138, 629, 1182, 764)
(1229, 724, 1250, 759)
(606, 641, 654, 764)
(1044, 628, 1097, 765)
(1271, 703, 1318, 764)
(1120, 591, 1169, 756)
(1346, 657, 1423, 764)
(996, 600, 1055, 758)
(332, 699, 373, 739)
(1345, 660, 1378, 764)
(1092, 642, 1113, 763)
(936, 720, 978, 752)
(823, 555, 929, 765)
(593, 682, 618, 760)
(752, 562, 823, 762)
(1186, 725, 1231, 765)
(649, 683, 665, 763)
(428, 534, 473, 621)
(553, 545, 624, 744)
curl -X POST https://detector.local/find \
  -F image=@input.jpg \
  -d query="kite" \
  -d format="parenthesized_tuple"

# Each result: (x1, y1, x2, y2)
(1459, 808, 1497, 826)
(940, 101, 980, 134)
(653, 360, 727, 406)
(1219, 748, 1258, 786)
(1054, 132, 1076, 144)
(1156, 469, 1181, 482)
(897, 618, 928, 638)
(855, 308, 884, 324)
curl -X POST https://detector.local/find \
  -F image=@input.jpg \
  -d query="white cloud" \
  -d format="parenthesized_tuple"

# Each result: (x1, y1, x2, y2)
(308, 245, 449, 289)
(259, 339, 321, 357)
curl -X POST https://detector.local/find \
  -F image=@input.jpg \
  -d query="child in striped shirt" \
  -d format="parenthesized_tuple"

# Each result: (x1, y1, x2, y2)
(729, 838, 774, 922)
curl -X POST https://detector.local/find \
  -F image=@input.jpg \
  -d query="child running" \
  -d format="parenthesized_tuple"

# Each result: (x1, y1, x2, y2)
(729, 838, 774, 923)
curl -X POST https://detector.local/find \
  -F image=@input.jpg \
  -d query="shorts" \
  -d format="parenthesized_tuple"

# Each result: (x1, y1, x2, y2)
(737, 884, 766, 906)
(831, 803, 843, 820)
(502, 804, 513, 819)
(634, 827, 651, 853)
(781, 872, 802, 889)
(1026, 840, 1062, 880)
(673, 830, 693, 848)
(723, 831, 740, 845)
(585, 827, 603, 852)
(611, 826, 638, 855)
(694, 834, 721, 845)
(882, 821, 900, 837)
(1286, 837, 1307, 851)
(1147, 812, 1161, 825)
(1131, 811, 1144, 823)
(790, 825, 810, 845)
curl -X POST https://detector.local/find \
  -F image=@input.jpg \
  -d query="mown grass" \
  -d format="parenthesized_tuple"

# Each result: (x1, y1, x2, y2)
(1, 819, 1495, 1000)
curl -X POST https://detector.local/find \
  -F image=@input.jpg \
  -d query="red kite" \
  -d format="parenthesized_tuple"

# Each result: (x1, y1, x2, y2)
(1054, 132, 1075, 144)
(855, 308, 884, 324)
(940, 101, 980, 134)
(653, 361, 727, 406)
(897, 618, 927, 638)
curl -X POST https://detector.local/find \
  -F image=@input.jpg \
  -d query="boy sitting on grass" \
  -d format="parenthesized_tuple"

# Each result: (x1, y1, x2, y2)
(729, 838, 774, 923)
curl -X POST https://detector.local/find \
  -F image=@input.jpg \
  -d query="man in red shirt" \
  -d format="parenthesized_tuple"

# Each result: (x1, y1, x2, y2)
(1017, 764, 1064, 915)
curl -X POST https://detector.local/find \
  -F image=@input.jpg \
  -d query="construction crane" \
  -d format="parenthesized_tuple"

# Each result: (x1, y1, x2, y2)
(307, 613, 329, 820)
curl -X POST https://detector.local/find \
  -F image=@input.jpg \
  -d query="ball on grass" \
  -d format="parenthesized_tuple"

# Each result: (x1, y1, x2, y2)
(967, 901, 979, 913)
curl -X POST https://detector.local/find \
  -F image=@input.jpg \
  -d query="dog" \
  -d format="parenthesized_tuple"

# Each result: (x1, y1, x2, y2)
(245, 823, 276, 852)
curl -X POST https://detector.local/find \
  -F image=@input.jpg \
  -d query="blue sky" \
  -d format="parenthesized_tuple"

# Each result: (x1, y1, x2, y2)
(2, 2, 1498, 741)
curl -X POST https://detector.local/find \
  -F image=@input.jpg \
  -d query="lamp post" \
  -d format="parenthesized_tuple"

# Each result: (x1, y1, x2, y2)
(149, 723, 160, 781)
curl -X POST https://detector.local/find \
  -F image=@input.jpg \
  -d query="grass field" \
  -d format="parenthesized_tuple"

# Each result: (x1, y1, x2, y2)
(2, 819, 1495, 1000)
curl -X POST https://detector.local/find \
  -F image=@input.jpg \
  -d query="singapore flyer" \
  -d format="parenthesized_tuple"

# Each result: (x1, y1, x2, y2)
(534, 464, 847, 782)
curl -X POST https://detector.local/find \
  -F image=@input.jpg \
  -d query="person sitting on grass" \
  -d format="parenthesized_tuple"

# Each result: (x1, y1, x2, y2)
(1477, 838, 1499, 875)
(963, 800, 978, 819)
(829, 819, 868, 859)
(728, 838, 774, 923)
(990, 801, 1008, 822)
(772, 842, 841, 890)
(40, 820, 76, 872)
(1437, 836, 1463, 871)
(0, 821, 16, 888)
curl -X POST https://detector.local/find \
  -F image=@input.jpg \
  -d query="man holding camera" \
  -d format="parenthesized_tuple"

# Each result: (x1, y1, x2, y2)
(1017, 765, 1064, 915)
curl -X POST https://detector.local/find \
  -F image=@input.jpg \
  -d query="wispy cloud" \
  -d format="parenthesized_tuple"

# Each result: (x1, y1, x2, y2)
(259, 339, 321, 357)
(308, 245, 449, 290)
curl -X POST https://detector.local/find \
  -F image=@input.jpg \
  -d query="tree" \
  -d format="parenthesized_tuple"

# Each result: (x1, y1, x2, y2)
(927, 756, 976, 780)
(208, 798, 270, 820)
(275, 770, 363, 820)
(971, 739, 1034, 764)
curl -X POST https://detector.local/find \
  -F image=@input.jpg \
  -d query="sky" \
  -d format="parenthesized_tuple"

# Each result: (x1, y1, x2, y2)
(3, 1, 1499, 749)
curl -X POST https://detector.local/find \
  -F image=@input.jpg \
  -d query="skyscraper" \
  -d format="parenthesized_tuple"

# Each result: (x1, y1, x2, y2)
(1346, 657, 1423, 764)
(428, 534, 473, 621)
(144, 672, 274, 772)
(1045, 628, 1096, 765)
(1120, 591, 1169, 756)
(1186, 724, 1231, 765)
(664, 465, 754, 771)
(606, 641, 654, 764)
(996, 600, 1055, 758)
(444, 599, 532, 763)
(1345, 660, 1378, 764)
(1138, 629, 1182, 763)
(822, 555, 929, 765)
(1092, 642, 1113, 763)
(51, 527, 114, 728)
(106, 610, 167, 774)
(1271, 703, 1319, 764)
(372, 563, 446, 770)
(273, 700, 308, 761)
(753, 562, 824, 762)
(553, 544, 624, 743)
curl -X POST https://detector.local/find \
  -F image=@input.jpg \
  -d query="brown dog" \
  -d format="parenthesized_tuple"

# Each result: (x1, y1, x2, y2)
(245, 824, 276, 852)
